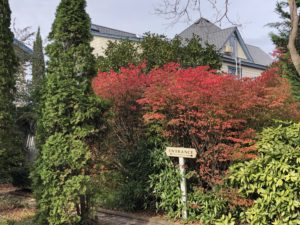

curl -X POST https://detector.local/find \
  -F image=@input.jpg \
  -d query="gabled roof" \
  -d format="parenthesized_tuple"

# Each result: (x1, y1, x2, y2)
(206, 27, 236, 49)
(178, 18, 272, 67)
(91, 24, 141, 41)
(178, 18, 221, 41)
(246, 44, 273, 66)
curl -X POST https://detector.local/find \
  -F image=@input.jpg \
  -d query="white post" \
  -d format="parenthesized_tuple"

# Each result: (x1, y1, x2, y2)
(179, 157, 187, 220)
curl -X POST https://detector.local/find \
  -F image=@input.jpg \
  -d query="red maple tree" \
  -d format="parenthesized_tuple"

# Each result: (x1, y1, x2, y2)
(92, 63, 300, 186)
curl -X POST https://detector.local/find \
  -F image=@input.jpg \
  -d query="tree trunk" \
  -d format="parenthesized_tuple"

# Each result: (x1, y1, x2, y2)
(288, 0, 300, 76)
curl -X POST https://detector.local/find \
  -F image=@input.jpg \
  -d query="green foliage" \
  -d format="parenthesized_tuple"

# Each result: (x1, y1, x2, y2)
(97, 33, 221, 73)
(148, 130, 229, 222)
(31, 27, 45, 113)
(115, 141, 153, 211)
(0, 0, 23, 183)
(180, 35, 221, 69)
(11, 165, 31, 188)
(149, 147, 182, 218)
(229, 122, 300, 224)
(269, 1, 300, 101)
(97, 40, 140, 72)
(95, 143, 154, 211)
(0, 219, 33, 225)
(269, 2, 294, 51)
(276, 53, 300, 101)
(188, 189, 228, 224)
(140, 33, 177, 71)
(215, 213, 236, 225)
(32, 0, 109, 224)
(34, 134, 92, 225)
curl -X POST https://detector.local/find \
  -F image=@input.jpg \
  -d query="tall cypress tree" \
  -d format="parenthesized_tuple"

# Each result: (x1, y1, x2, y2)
(31, 27, 45, 112)
(0, 0, 22, 182)
(32, 0, 108, 224)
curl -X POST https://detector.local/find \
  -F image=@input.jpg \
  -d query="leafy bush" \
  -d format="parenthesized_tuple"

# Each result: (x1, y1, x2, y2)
(215, 213, 236, 225)
(188, 188, 228, 224)
(138, 64, 300, 186)
(93, 63, 300, 220)
(229, 122, 300, 224)
(11, 166, 31, 189)
(149, 146, 182, 218)
(99, 145, 154, 211)
(97, 33, 222, 73)
(93, 63, 153, 211)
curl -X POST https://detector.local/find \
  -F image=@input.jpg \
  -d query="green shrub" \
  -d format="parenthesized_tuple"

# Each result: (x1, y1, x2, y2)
(149, 147, 182, 218)
(11, 166, 31, 189)
(229, 122, 300, 225)
(188, 188, 228, 224)
(215, 213, 236, 225)
(94, 140, 154, 211)
(0, 219, 34, 225)
(149, 147, 230, 223)
(148, 124, 229, 222)
(0, 220, 9, 225)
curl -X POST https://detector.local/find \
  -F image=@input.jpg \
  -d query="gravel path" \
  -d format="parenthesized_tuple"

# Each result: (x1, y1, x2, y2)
(94, 209, 177, 225)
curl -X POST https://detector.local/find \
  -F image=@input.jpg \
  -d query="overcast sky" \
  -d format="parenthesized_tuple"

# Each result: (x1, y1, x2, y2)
(10, 0, 280, 55)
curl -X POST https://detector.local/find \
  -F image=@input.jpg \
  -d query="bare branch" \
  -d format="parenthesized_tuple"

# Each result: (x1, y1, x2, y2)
(12, 18, 35, 47)
(155, 0, 238, 26)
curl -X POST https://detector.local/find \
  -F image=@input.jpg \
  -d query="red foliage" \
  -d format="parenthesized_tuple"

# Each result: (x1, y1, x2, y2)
(92, 63, 148, 109)
(92, 63, 300, 186)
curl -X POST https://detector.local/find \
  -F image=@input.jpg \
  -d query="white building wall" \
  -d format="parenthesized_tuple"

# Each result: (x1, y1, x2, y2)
(221, 62, 264, 78)
(91, 36, 118, 57)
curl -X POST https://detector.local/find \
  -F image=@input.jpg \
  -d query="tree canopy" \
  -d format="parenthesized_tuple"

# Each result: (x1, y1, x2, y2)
(0, 0, 23, 183)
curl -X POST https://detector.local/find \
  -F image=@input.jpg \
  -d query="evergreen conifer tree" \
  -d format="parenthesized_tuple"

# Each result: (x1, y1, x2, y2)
(0, 0, 22, 182)
(269, 1, 300, 101)
(32, 0, 108, 224)
(31, 27, 45, 112)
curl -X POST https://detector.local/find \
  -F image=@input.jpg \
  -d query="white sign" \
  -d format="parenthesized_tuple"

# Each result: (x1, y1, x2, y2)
(165, 147, 197, 220)
(166, 147, 197, 158)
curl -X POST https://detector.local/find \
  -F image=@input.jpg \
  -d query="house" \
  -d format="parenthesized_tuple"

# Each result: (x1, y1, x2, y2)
(90, 19, 272, 78)
(14, 38, 33, 60)
(13, 39, 35, 160)
(177, 18, 273, 78)
(90, 24, 141, 56)
(13, 39, 33, 108)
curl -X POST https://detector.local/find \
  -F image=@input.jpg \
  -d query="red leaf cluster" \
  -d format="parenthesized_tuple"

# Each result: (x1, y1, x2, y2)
(92, 63, 300, 186)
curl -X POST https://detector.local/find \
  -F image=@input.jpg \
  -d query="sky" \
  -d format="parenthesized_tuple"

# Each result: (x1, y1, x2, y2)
(10, 0, 281, 55)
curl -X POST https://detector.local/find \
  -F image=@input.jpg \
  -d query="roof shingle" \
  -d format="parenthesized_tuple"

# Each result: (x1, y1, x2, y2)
(178, 18, 272, 67)
(91, 24, 140, 41)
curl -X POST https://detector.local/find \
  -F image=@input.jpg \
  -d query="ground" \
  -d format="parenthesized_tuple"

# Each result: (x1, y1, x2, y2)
(0, 185, 186, 225)
(0, 184, 35, 225)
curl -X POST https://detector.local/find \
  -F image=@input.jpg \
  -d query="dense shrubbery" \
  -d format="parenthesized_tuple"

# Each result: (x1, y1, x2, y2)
(138, 64, 299, 186)
(97, 33, 222, 73)
(93, 63, 300, 221)
(228, 122, 300, 224)
(93, 34, 223, 213)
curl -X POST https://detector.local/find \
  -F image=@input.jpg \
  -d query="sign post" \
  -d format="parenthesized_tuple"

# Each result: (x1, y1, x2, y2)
(166, 147, 197, 220)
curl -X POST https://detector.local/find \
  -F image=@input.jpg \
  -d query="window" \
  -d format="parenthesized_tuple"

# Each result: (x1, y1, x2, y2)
(228, 66, 236, 75)
(228, 66, 242, 76)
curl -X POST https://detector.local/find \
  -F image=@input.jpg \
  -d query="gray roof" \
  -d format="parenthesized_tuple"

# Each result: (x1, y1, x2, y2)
(178, 18, 236, 49)
(246, 44, 273, 66)
(14, 38, 33, 55)
(178, 18, 272, 67)
(206, 27, 236, 49)
(91, 24, 141, 41)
